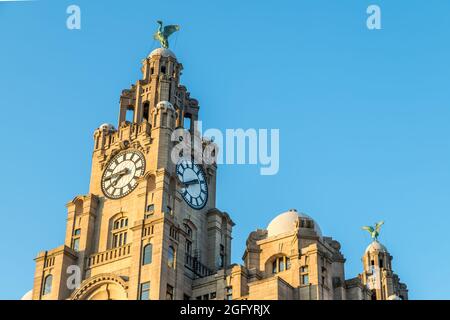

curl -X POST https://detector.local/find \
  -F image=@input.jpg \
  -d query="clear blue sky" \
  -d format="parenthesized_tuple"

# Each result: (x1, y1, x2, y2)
(1, 0, 449, 300)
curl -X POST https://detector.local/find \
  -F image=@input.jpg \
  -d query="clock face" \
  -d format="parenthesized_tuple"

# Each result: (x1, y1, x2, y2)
(176, 159, 208, 210)
(101, 151, 146, 199)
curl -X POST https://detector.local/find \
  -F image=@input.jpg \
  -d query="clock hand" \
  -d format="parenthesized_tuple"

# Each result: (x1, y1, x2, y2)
(105, 169, 129, 181)
(183, 179, 199, 186)
(111, 169, 130, 186)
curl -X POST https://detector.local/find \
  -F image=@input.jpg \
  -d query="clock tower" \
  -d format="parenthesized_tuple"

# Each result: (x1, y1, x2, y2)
(32, 47, 234, 300)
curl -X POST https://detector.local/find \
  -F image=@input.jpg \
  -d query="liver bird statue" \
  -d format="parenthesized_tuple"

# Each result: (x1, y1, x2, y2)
(362, 221, 384, 241)
(153, 20, 180, 49)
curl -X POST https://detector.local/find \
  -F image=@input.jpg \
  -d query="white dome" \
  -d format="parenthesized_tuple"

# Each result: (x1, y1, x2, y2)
(267, 209, 322, 238)
(156, 101, 175, 110)
(99, 123, 115, 131)
(21, 290, 32, 300)
(149, 48, 176, 59)
(365, 241, 388, 254)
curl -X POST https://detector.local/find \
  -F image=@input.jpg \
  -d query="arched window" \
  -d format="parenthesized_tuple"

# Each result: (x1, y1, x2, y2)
(271, 256, 291, 274)
(42, 275, 53, 296)
(168, 246, 175, 268)
(142, 244, 152, 265)
(112, 217, 128, 248)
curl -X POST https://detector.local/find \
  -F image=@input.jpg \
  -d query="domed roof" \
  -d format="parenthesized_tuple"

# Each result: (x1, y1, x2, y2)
(156, 101, 175, 110)
(149, 48, 177, 59)
(267, 209, 322, 238)
(99, 123, 115, 131)
(21, 290, 32, 300)
(365, 241, 388, 254)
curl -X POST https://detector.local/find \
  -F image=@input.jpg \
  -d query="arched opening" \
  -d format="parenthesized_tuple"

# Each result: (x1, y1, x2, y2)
(142, 244, 153, 265)
(184, 113, 192, 131)
(143, 102, 150, 122)
(126, 106, 134, 123)
(42, 274, 53, 296)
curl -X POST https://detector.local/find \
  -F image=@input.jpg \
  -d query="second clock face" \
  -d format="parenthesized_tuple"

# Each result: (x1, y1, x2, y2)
(176, 159, 208, 210)
(101, 150, 145, 199)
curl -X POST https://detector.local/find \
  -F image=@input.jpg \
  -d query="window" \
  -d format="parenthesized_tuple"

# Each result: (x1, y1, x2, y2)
(186, 240, 192, 255)
(168, 246, 175, 268)
(112, 217, 128, 248)
(279, 259, 285, 272)
(142, 244, 152, 265)
(72, 238, 80, 252)
(210, 292, 216, 299)
(184, 224, 193, 237)
(272, 256, 290, 274)
(140, 282, 150, 300)
(42, 275, 53, 296)
(72, 229, 81, 251)
(146, 204, 154, 213)
(166, 285, 174, 300)
(225, 286, 233, 300)
(301, 266, 308, 273)
(302, 274, 309, 285)
(219, 244, 225, 268)
(183, 294, 191, 300)
(380, 259, 384, 268)
(169, 227, 178, 240)
(161, 65, 167, 74)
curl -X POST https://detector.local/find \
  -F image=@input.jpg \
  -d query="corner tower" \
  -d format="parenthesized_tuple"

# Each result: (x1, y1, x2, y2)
(360, 241, 408, 300)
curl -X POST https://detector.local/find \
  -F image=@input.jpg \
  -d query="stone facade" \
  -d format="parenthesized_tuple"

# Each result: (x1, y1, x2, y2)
(31, 48, 408, 300)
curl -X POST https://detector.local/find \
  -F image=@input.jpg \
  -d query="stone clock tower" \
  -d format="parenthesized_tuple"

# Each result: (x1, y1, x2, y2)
(31, 47, 234, 300)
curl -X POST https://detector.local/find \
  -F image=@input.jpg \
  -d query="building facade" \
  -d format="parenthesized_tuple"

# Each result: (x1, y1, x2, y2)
(31, 47, 408, 300)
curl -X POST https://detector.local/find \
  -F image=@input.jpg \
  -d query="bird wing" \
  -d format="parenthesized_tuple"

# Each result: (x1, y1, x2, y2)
(153, 32, 160, 40)
(163, 25, 180, 37)
(375, 221, 384, 232)
(362, 226, 374, 233)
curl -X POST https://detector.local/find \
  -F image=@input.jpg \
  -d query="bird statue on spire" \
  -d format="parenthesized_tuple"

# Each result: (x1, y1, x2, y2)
(153, 20, 180, 49)
(362, 221, 384, 241)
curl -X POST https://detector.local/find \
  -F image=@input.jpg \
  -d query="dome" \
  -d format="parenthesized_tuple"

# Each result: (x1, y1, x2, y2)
(21, 290, 32, 300)
(365, 241, 388, 254)
(149, 48, 176, 59)
(156, 101, 175, 110)
(266, 209, 322, 238)
(99, 123, 115, 131)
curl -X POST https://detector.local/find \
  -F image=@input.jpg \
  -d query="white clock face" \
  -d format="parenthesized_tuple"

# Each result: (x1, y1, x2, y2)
(176, 159, 208, 210)
(101, 151, 145, 199)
